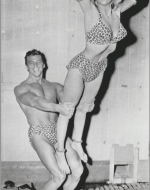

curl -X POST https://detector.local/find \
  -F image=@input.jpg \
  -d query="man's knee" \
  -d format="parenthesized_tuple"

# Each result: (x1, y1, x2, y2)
(53, 172, 66, 187)
(76, 99, 95, 114)
(71, 164, 84, 181)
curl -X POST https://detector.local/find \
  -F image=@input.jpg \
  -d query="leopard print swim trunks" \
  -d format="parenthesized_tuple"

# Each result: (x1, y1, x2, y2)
(66, 52, 108, 82)
(28, 122, 57, 146)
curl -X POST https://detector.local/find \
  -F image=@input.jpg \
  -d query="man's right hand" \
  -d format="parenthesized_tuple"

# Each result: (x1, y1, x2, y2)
(58, 102, 74, 118)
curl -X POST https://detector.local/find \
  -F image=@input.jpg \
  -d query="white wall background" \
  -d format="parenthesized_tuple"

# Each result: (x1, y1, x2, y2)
(1, 0, 149, 161)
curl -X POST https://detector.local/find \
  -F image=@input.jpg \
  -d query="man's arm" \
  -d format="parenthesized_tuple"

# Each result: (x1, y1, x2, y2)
(14, 84, 70, 116)
(55, 83, 75, 118)
(54, 83, 64, 104)
(115, 0, 137, 13)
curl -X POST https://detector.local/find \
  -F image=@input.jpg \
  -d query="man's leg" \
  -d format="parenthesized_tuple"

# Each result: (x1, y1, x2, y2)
(63, 138, 84, 190)
(30, 135, 66, 190)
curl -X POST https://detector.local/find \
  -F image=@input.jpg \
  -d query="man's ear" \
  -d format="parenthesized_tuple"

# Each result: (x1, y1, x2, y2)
(43, 64, 45, 68)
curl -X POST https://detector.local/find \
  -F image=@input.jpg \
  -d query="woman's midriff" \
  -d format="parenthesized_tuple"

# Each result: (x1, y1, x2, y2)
(83, 42, 116, 62)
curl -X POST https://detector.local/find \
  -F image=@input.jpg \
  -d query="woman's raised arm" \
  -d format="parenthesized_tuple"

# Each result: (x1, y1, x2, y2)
(115, 0, 137, 13)
(76, 0, 93, 13)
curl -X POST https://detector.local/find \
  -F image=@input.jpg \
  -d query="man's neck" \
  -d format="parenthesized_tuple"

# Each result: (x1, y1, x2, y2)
(27, 74, 44, 84)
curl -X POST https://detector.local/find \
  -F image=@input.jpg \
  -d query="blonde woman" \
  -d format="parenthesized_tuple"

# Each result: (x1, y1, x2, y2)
(55, 0, 137, 174)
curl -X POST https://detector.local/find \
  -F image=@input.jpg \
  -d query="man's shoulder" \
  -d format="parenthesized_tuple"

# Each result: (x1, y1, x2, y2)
(52, 82, 63, 88)
(44, 80, 63, 90)
(14, 81, 30, 94)
(43, 79, 51, 85)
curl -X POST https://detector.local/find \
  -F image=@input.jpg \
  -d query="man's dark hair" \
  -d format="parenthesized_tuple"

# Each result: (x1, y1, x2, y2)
(24, 49, 45, 65)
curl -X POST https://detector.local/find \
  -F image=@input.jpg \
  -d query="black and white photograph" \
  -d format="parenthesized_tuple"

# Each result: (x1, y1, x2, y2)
(1, 0, 149, 190)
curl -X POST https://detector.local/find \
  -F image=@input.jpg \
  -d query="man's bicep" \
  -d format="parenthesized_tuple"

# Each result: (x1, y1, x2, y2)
(18, 92, 39, 107)
(57, 90, 64, 103)
(55, 83, 64, 103)
(14, 86, 38, 107)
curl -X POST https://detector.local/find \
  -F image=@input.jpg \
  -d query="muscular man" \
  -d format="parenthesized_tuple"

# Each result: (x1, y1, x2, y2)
(14, 49, 83, 190)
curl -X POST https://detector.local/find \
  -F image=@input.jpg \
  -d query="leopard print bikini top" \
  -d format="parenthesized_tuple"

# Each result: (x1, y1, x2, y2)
(86, 9, 127, 45)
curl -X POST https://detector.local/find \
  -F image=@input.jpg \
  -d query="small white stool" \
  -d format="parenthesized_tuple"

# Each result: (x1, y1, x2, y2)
(109, 144, 138, 184)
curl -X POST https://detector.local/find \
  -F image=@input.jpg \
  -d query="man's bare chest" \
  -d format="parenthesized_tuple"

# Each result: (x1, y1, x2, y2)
(30, 83, 56, 102)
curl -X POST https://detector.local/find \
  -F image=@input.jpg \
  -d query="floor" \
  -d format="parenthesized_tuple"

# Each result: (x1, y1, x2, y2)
(2, 182, 148, 190)
(2, 161, 149, 190)
(81, 183, 149, 190)
(38, 182, 149, 190)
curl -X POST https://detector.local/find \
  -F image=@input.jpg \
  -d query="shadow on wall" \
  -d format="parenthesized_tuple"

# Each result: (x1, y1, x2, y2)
(72, 0, 149, 189)
(93, 0, 149, 117)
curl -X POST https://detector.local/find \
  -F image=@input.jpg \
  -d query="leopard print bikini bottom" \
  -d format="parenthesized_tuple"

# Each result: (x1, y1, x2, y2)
(66, 52, 108, 82)
(28, 122, 57, 146)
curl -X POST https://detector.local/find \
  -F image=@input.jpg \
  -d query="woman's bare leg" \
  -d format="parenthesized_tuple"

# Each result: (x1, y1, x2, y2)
(30, 135, 66, 190)
(56, 69, 84, 174)
(71, 73, 104, 162)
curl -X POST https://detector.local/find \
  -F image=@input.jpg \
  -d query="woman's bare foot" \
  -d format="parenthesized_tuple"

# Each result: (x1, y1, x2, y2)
(55, 148, 70, 174)
(71, 140, 88, 163)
